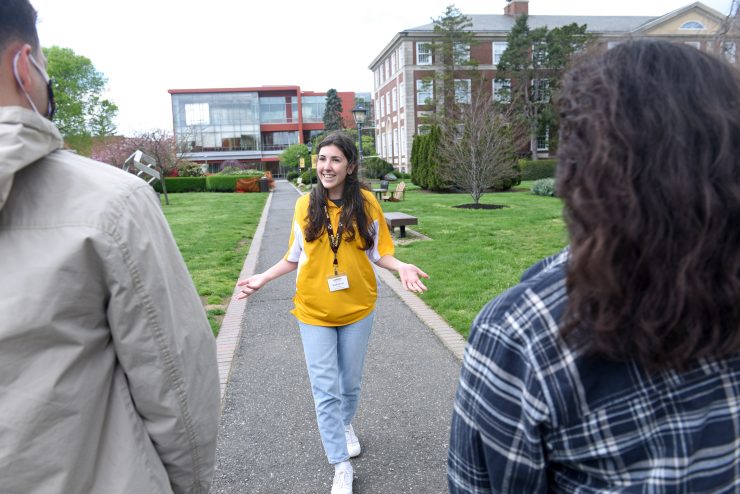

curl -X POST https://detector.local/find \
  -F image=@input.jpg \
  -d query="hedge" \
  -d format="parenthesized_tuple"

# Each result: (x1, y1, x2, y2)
(207, 174, 267, 192)
(153, 177, 206, 193)
(520, 159, 557, 181)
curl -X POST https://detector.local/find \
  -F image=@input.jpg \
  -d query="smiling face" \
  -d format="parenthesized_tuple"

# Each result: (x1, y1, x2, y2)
(317, 144, 356, 199)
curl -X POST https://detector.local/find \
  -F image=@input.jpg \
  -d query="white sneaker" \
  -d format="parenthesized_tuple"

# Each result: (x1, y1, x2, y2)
(344, 424, 361, 458)
(331, 462, 353, 494)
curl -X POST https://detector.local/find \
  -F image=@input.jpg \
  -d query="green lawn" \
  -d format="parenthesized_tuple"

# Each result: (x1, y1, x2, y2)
(160, 183, 564, 339)
(381, 181, 567, 338)
(161, 192, 268, 334)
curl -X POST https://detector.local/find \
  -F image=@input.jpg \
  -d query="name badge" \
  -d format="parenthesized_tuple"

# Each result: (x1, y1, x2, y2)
(328, 273, 350, 292)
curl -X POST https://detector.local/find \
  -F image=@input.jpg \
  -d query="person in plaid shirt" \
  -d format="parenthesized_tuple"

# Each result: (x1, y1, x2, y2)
(448, 40, 740, 493)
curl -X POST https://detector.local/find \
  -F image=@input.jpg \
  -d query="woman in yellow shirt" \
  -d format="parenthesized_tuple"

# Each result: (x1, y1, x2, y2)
(237, 132, 428, 494)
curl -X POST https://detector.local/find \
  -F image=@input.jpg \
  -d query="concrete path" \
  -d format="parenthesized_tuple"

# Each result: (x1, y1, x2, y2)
(211, 181, 464, 493)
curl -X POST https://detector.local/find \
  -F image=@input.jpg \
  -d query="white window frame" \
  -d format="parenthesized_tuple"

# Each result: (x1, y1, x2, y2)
(398, 46, 404, 68)
(680, 20, 706, 30)
(392, 87, 398, 112)
(416, 79, 434, 106)
(454, 79, 471, 104)
(532, 42, 548, 67)
(537, 127, 550, 152)
(454, 42, 470, 62)
(531, 78, 550, 103)
(393, 129, 399, 159)
(391, 53, 396, 74)
(416, 42, 432, 65)
(492, 42, 508, 65)
(399, 82, 405, 108)
(493, 78, 511, 103)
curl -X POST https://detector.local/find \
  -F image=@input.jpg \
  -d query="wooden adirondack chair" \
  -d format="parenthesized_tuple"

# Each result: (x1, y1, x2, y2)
(382, 181, 406, 202)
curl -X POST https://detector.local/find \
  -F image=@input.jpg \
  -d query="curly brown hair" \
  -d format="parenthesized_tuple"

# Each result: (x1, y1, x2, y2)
(556, 40, 740, 371)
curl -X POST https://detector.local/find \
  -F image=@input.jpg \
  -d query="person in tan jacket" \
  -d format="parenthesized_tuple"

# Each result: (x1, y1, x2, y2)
(0, 1, 220, 492)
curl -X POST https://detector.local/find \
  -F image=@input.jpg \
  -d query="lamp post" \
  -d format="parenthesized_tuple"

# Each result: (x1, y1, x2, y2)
(351, 104, 368, 177)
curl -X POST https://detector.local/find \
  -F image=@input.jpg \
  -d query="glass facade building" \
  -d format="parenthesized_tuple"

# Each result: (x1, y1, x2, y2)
(169, 87, 356, 173)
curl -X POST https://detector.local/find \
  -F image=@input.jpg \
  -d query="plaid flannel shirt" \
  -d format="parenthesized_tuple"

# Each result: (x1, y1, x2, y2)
(448, 248, 740, 493)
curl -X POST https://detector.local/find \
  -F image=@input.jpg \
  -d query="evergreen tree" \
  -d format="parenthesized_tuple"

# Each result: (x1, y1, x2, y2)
(497, 15, 592, 159)
(322, 89, 344, 131)
(431, 5, 477, 118)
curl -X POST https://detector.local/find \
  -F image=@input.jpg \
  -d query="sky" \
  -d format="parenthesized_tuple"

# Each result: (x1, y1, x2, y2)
(31, 0, 732, 136)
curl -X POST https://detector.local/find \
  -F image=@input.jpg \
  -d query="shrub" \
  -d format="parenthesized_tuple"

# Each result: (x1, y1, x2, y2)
(362, 157, 395, 180)
(206, 174, 263, 192)
(177, 161, 205, 177)
(532, 178, 556, 197)
(287, 171, 301, 181)
(219, 167, 263, 176)
(520, 159, 557, 180)
(153, 177, 207, 193)
(300, 170, 318, 184)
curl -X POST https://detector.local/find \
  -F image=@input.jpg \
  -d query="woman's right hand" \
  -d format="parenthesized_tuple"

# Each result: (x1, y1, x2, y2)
(235, 273, 269, 300)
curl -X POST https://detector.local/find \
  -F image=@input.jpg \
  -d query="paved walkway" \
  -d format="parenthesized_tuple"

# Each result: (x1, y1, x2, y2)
(211, 181, 465, 493)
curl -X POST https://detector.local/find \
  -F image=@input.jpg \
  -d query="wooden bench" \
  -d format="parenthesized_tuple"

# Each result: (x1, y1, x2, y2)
(384, 212, 418, 238)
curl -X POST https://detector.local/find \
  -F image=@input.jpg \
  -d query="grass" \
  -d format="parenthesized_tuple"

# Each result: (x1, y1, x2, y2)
(380, 181, 567, 338)
(159, 182, 564, 339)
(160, 192, 268, 335)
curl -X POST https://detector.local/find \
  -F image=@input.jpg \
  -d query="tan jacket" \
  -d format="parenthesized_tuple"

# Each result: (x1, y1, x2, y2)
(0, 107, 220, 493)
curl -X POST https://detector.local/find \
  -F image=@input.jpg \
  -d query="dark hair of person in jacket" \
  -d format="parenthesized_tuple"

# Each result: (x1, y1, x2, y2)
(304, 131, 376, 251)
(556, 39, 740, 372)
(0, 0, 39, 52)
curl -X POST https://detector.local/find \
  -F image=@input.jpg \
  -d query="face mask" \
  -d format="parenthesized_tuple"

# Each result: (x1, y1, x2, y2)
(12, 50, 57, 121)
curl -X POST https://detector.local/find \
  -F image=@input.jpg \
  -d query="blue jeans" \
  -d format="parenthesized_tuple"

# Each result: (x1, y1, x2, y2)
(298, 311, 375, 464)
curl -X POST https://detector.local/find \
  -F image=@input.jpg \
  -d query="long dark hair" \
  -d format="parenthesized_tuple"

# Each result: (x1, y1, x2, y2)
(304, 132, 375, 251)
(556, 40, 740, 371)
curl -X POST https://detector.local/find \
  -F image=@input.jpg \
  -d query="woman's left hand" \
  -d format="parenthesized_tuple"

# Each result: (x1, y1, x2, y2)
(398, 263, 429, 293)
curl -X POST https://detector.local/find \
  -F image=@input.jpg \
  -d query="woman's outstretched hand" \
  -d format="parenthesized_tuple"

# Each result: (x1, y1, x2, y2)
(235, 273, 269, 300)
(398, 263, 429, 293)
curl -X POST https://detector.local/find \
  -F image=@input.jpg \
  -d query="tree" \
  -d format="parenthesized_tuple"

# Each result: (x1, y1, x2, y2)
(437, 93, 523, 204)
(91, 129, 182, 176)
(496, 15, 592, 159)
(279, 143, 310, 170)
(323, 89, 344, 131)
(409, 126, 445, 191)
(431, 5, 477, 118)
(43, 46, 118, 143)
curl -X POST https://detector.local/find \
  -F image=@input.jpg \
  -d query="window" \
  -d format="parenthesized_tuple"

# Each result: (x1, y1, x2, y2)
(454, 43, 470, 62)
(417, 124, 431, 135)
(416, 42, 432, 65)
(392, 87, 398, 112)
(385, 60, 390, 80)
(375, 69, 379, 89)
(532, 42, 548, 67)
(185, 103, 210, 125)
(300, 96, 325, 123)
(724, 42, 737, 64)
(398, 46, 404, 68)
(492, 42, 508, 65)
(260, 96, 298, 124)
(531, 78, 550, 103)
(684, 41, 701, 49)
(493, 78, 511, 103)
(400, 125, 406, 157)
(680, 20, 705, 29)
(375, 99, 380, 121)
(391, 53, 396, 74)
(380, 95, 385, 117)
(393, 129, 399, 160)
(386, 93, 391, 115)
(416, 79, 434, 105)
(537, 128, 550, 152)
(454, 79, 471, 104)
(399, 82, 405, 108)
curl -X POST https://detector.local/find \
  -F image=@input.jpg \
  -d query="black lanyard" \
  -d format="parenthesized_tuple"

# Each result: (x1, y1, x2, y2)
(324, 205, 343, 276)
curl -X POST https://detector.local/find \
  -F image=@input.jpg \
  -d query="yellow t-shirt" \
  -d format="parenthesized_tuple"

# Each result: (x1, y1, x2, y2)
(284, 189, 395, 326)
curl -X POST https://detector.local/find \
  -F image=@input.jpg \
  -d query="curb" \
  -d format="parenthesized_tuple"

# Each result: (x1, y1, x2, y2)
(215, 190, 273, 402)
